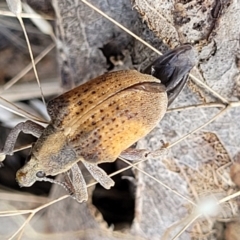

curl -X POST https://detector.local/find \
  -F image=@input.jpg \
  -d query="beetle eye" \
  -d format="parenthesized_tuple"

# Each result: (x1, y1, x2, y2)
(36, 171, 46, 178)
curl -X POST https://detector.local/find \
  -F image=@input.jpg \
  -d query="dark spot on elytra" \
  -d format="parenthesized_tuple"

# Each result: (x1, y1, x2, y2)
(92, 121, 96, 125)
(76, 112, 80, 115)
(110, 101, 116, 107)
(78, 101, 83, 105)
(122, 120, 125, 124)
(92, 139, 97, 144)
(89, 100, 93, 104)
(83, 88, 88, 93)
(101, 116, 105, 121)
(116, 106, 120, 110)
(73, 133, 82, 142)
(91, 91, 96, 94)
(100, 109, 104, 113)
(91, 115, 95, 118)
(112, 118, 116, 122)
(71, 136, 77, 142)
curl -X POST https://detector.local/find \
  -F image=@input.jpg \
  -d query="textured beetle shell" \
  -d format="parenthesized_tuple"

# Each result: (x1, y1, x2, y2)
(47, 70, 168, 164)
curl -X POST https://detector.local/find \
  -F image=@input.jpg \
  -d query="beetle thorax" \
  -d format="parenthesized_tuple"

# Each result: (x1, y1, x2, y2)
(30, 125, 78, 176)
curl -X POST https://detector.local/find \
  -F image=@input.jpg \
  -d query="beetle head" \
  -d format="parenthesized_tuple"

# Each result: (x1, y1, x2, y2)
(16, 155, 45, 187)
(16, 154, 75, 187)
(16, 154, 73, 194)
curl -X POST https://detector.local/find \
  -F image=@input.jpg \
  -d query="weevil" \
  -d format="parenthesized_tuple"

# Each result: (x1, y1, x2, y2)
(0, 44, 196, 202)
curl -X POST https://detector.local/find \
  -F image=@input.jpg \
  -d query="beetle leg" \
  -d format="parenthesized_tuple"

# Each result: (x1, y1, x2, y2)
(120, 148, 151, 161)
(82, 160, 115, 189)
(64, 171, 75, 194)
(120, 147, 167, 161)
(69, 163, 88, 202)
(1, 120, 45, 157)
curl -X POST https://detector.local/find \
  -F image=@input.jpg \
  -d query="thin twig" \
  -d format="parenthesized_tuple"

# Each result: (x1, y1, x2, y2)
(119, 157, 196, 206)
(6, 195, 69, 239)
(9, 212, 34, 240)
(167, 106, 230, 149)
(1, 43, 55, 91)
(80, 0, 162, 56)
(0, 10, 54, 20)
(17, 16, 46, 106)
(0, 191, 48, 204)
(0, 95, 48, 123)
(167, 102, 226, 113)
(189, 69, 229, 104)
(218, 190, 240, 204)
(172, 213, 201, 240)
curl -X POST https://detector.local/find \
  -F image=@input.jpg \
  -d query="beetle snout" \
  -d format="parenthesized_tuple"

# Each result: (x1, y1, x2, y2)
(16, 159, 38, 187)
(16, 169, 33, 187)
(144, 44, 197, 106)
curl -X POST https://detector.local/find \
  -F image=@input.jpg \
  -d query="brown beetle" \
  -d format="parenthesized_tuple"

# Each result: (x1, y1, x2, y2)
(1, 45, 196, 202)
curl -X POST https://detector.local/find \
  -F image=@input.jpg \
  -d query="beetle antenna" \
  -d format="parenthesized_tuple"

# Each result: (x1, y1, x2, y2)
(41, 177, 73, 195)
